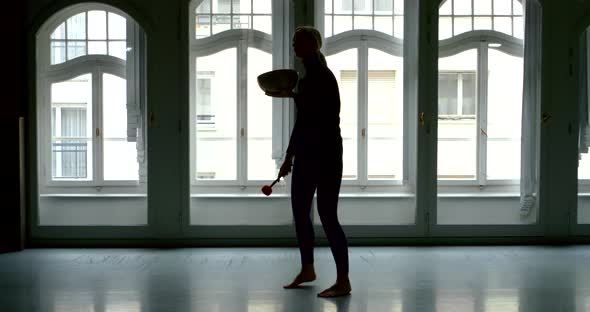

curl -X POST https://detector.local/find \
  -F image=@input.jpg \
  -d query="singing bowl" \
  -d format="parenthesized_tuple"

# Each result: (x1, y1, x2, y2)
(257, 69, 298, 93)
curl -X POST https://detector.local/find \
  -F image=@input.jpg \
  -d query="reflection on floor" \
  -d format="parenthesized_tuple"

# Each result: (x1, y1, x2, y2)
(1, 246, 590, 311)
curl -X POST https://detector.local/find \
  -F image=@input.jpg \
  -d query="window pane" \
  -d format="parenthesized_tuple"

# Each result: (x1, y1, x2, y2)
(353, 0, 367, 12)
(374, 16, 393, 36)
(494, 17, 513, 36)
(108, 41, 127, 60)
(213, 0, 231, 13)
(335, 0, 352, 14)
(51, 74, 93, 181)
(88, 41, 107, 55)
(513, 0, 523, 15)
(67, 41, 86, 60)
(108, 13, 127, 40)
(104, 140, 139, 180)
(212, 15, 231, 34)
(494, 0, 512, 15)
(454, 0, 472, 15)
(67, 13, 86, 39)
(439, 17, 453, 40)
(474, 17, 492, 31)
(326, 0, 333, 14)
(439, 0, 452, 15)
(438, 73, 458, 115)
(195, 48, 237, 180)
(334, 15, 353, 35)
(580, 154, 590, 180)
(487, 49, 523, 180)
(253, 0, 271, 14)
(375, 0, 392, 14)
(197, 0, 211, 13)
(103, 75, 139, 181)
(51, 41, 66, 64)
(438, 49, 477, 180)
(233, 0, 251, 13)
(327, 49, 358, 180)
(247, 48, 274, 180)
(324, 15, 333, 37)
(474, 0, 492, 15)
(454, 17, 472, 36)
(393, 16, 403, 38)
(196, 15, 211, 38)
(354, 15, 372, 30)
(102, 74, 127, 139)
(234, 15, 251, 30)
(461, 72, 476, 115)
(368, 49, 403, 180)
(513, 16, 524, 39)
(51, 22, 66, 40)
(394, 0, 403, 15)
(88, 11, 107, 40)
(252, 16, 271, 34)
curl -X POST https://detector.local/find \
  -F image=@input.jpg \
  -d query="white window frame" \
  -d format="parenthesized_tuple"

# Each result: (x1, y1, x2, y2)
(438, 28, 524, 189)
(438, 0, 524, 40)
(37, 3, 145, 194)
(318, 0, 411, 192)
(324, 30, 405, 189)
(189, 0, 288, 192)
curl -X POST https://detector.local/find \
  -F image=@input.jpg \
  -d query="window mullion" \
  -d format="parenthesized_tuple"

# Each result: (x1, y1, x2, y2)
(477, 43, 488, 186)
(457, 73, 463, 115)
(237, 39, 248, 186)
(359, 43, 369, 186)
(93, 69, 103, 185)
(55, 106, 63, 178)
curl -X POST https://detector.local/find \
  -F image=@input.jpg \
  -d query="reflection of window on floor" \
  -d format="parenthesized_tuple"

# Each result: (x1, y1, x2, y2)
(196, 71, 215, 128)
(51, 105, 87, 179)
(438, 72, 476, 119)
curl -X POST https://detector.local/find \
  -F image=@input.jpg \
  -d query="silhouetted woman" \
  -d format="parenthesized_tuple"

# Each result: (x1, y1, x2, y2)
(270, 26, 351, 298)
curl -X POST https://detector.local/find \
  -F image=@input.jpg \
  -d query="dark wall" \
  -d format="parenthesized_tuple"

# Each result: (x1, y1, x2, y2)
(0, 0, 27, 252)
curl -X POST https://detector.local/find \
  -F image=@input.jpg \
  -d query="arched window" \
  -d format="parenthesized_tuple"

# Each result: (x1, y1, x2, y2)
(190, 0, 280, 186)
(320, 0, 404, 186)
(37, 4, 147, 190)
(437, 0, 524, 184)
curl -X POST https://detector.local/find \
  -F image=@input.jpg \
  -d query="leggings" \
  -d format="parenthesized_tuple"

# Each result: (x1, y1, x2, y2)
(290, 155, 349, 276)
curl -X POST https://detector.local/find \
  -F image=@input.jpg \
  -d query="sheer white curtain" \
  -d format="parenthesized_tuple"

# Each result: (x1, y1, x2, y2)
(520, 0, 542, 216)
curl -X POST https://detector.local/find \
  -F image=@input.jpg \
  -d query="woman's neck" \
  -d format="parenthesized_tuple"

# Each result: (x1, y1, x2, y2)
(302, 52, 322, 69)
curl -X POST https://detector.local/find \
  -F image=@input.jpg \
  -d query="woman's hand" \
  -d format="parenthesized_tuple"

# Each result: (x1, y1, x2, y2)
(278, 157, 293, 178)
(265, 90, 295, 98)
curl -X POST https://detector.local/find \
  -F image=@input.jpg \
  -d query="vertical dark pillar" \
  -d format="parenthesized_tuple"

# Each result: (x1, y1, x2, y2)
(0, 0, 26, 252)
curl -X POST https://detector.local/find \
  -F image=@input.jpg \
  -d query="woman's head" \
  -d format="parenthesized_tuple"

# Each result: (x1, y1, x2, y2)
(292, 26, 323, 59)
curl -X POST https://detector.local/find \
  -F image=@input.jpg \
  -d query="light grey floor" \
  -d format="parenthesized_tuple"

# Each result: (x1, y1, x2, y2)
(1, 246, 590, 311)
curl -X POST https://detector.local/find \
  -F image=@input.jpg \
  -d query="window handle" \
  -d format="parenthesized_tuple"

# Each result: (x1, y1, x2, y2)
(96, 128, 100, 137)
(241, 128, 245, 137)
(419, 112, 425, 127)
(542, 112, 552, 126)
(480, 128, 487, 136)
(361, 128, 366, 138)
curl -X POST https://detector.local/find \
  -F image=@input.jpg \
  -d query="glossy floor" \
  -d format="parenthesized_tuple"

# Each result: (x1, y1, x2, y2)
(1, 246, 590, 311)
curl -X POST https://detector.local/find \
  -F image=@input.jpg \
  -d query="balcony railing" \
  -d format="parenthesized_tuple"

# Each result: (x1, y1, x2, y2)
(52, 141, 87, 179)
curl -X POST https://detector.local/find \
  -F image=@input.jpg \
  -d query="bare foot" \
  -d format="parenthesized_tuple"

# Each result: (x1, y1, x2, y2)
(318, 278, 351, 298)
(283, 266, 316, 289)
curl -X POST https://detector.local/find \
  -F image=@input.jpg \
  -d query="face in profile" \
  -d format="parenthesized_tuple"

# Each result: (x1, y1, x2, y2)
(292, 31, 316, 59)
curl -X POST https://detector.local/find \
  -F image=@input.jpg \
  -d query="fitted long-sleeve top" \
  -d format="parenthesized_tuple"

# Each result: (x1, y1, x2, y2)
(286, 55, 343, 159)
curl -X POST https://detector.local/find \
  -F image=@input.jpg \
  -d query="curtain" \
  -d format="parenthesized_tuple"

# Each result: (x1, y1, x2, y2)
(579, 29, 590, 159)
(520, 0, 542, 216)
(126, 20, 147, 183)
